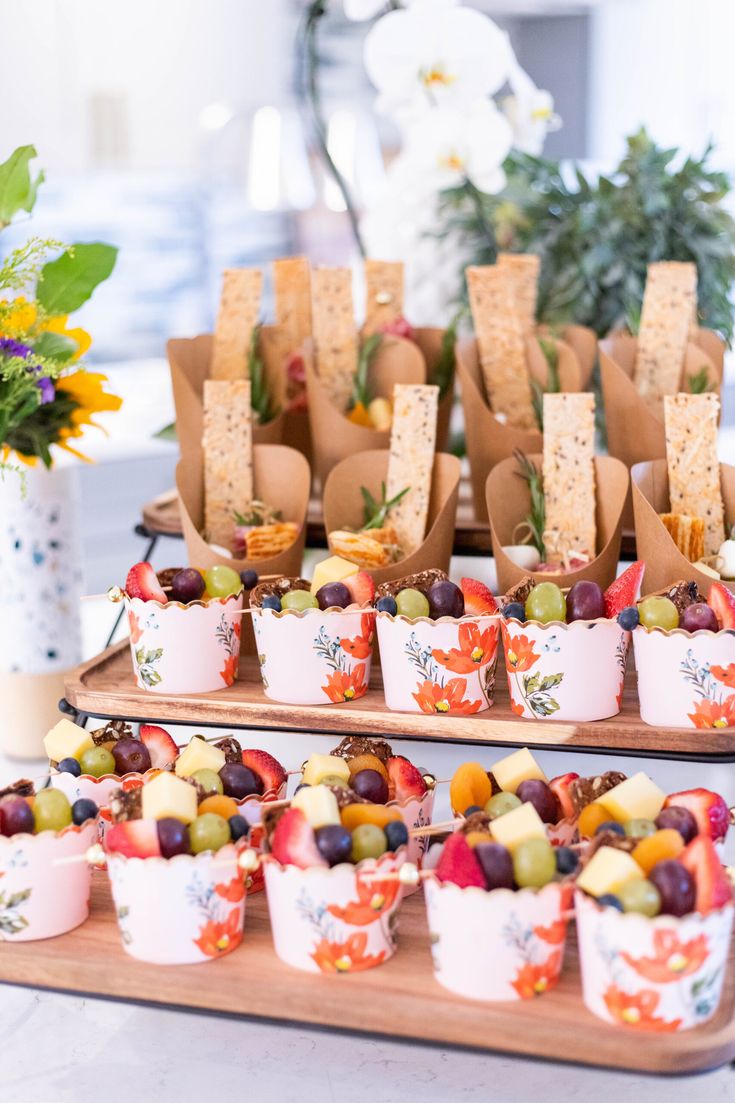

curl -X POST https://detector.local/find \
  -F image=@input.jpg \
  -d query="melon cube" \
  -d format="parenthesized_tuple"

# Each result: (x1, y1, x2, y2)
(491, 748, 547, 794)
(302, 753, 350, 786)
(292, 785, 340, 829)
(310, 556, 359, 595)
(577, 846, 644, 898)
(44, 718, 95, 764)
(174, 736, 226, 779)
(598, 772, 665, 824)
(142, 771, 199, 824)
(489, 801, 547, 852)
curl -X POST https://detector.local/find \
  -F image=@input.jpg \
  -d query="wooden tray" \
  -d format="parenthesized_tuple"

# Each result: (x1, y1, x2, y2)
(3, 879, 734, 1073)
(65, 642, 735, 760)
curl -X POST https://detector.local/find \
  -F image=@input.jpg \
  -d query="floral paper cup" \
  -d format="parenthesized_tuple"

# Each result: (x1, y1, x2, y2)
(575, 890, 734, 1031)
(633, 626, 735, 729)
(125, 592, 243, 694)
(376, 613, 499, 714)
(500, 617, 630, 722)
(425, 878, 572, 1001)
(0, 820, 98, 941)
(106, 844, 245, 964)
(237, 784, 288, 895)
(263, 849, 405, 973)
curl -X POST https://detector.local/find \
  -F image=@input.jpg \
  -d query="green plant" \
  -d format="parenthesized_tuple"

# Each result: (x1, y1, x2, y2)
(361, 481, 409, 530)
(513, 450, 545, 558)
(350, 332, 382, 410)
(248, 325, 279, 424)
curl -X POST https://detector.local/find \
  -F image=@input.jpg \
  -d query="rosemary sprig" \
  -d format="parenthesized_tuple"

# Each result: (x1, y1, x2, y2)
(431, 307, 464, 397)
(687, 366, 712, 394)
(530, 337, 561, 430)
(351, 333, 382, 410)
(361, 481, 410, 530)
(513, 449, 545, 558)
(249, 325, 279, 424)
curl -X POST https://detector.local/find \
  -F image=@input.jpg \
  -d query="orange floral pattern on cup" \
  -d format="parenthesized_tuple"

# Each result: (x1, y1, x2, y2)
(340, 613, 376, 660)
(326, 877, 401, 926)
(511, 950, 563, 999)
(412, 678, 482, 715)
(194, 908, 243, 958)
(620, 929, 709, 983)
(603, 984, 682, 1032)
(432, 621, 499, 674)
(322, 665, 367, 703)
(311, 931, 386, 973)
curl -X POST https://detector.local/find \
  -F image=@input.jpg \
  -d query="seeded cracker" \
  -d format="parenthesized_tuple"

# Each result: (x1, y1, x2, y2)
(364, 259, 404, 335)
(466, 265, 536, 430)
(633, 262, 697, 409)
(542, 392, 596, 564)
(664, 393, 724, 557)
(497, 253, 540, 331)
(210, 268, 262, 381)
(385, 383, 439, 555)
(311, 266, 358, 411)
(273, 256, 312, 350)
(203, 379, 253, 548)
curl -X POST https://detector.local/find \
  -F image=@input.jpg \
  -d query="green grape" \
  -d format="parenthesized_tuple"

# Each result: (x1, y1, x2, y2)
(484, 792, 522, 819)
(525, 583, 566, 624)
(395, 588, 430, 619)
(188, 812, 231, 854)
(281, 590, 319, 612)
(33, 788, 72, 833)
(624, 818, 657, 838)
(638, 596, 679, 631)
(79, 746, 116, 778)
(618, 878, 661, 917)
(512, 837, 556, 889)
(351, 823, 388, 863)
(320, 774, 349, 788)
(204, 564, 243, 599)
(192, 768, 223, 796)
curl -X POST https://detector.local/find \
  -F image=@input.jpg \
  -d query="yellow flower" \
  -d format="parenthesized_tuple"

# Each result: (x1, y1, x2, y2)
(42, 315, 92, 360)
(0, 296, 37, 336)
(55, 369, 122, 459)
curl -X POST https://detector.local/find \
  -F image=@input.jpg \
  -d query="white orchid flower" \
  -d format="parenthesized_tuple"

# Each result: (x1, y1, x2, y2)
(398, 100, 513, 194)
(503, 58, 561, 156)
(343, 0, 389, 20)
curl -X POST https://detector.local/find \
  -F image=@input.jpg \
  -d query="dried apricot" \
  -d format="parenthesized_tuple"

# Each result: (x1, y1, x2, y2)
(449, 762, 493, 816)
(632, 829, 684, 874)
(340, 803, 402, 831)
(347, 753, 389, 783)
(198, 794, 240, 820)
(578, 802, 610, 838)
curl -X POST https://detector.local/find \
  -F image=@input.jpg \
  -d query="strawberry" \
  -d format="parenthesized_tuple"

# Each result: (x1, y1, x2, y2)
(270, 807, 326, 869)
(241, 749, 287, 796)
(707, 582, 735, 630)
(549, 772, 580, 820)
(603, 561, 645, 618)
(680, 835, 733, 915)
(664, 789, 730, 842)
(139, 725, 178, 770)
(105, 818, 161, 859)
(387, 755, 427, 802)
(344, 570, 376, 606)
(460, 577, 498, 615)
(379, 316, 415, 341)
(435, 833, 486, 889)
(125, 562, 167, 603)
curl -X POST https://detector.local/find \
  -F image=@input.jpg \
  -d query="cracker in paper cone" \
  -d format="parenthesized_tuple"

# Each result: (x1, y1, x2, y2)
(542, 393, 596, 564)
(659, 513, 705, 563)
(202, 379, 253, 548)
(311, 266, 358, 410)
(497, 252, 540, 330)
(211, 268, 262, 381)
(364, 259, 404, 335)
(664, 392, 725, 557)
(633, 261, 697, 409)
(386, 383, 439, 555)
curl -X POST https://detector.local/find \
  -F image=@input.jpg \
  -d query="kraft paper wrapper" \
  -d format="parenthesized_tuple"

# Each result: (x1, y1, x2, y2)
(632, 624, 735, 728)
(457, 335, 583, 522)
(536, 325, 597, 389)
(303, 335, 426, 488)
(487, 453, 629, 594)
(631, 457, 735, 596)
(410, 326, 455, 453)
(322, 449, 461, 585)
(283, 409, 312, 470)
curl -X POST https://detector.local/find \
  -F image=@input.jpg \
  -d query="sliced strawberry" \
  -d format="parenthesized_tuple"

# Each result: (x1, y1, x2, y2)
(707, 582, 735, 630)
(603, 561, 645, 618)
(680, 835, 733, 915)
(435, 832, 486, 889)
(344, 570, 376, 607)
(269, 807, 326, 869)
(241, 749, 287, 796)
(125, 562, 167, 603)
(387, 755, 427, 802)
(105, 818, 161, 858)
(378, 316, 415, 341)
(460, 577, 498, 616)
(139, 724, 178, 769)
(549, 772, 580, 820)
(664, 789, 730, 842)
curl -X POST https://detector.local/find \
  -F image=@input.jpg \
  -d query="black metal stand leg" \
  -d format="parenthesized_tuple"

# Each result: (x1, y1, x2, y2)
(58, 698, 89, 728)
(103, 530, 159, 651)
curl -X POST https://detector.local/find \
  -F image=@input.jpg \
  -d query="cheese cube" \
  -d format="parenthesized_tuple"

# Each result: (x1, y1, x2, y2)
(491, 748, 547, 794)
(577, 846, 644, 898)
(292, 785, 340, 828)
(302, 753, 350, 786)
(142, 771, 198, 824)
(174, 736, 226, 779)
(310, 555, 359, 595)
(44, 718, 95, 764)
(489, 802, 547, 852)
(598, 772, 665, 824)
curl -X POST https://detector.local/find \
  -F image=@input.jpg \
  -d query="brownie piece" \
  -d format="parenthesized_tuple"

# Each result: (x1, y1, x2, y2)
(0, 778, 34, 800)
(459, 810, 492, 836)
(156, 567, 181, 591)
(250, 576, 311, 608)
(585, 830, 637, 860)
(109, 785, 143, 823)
(569, 771, 627, 814)
(652, 580, 705, 616)
(90, 719, 133, 747)
(503, 575, 535, 607)
(215, 736, 243, 764)
(326, 784, 371, 810)
(331, 735, 393, 763)
(375, 569, 448, 600)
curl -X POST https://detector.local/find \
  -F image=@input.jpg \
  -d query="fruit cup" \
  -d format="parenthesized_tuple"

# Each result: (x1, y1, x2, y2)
(575, 889, 734, 1031)
(633, 624, 735, 729)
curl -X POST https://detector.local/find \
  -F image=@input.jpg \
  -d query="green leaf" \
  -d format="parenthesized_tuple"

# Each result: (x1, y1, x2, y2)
(538, 673, 563, 691)
(351, 333, 382, 409)
(37, 242, 117, 315)
(361, 480, 409, 530)
(32, 330, 77, 362)
(0, 145, 44, 226)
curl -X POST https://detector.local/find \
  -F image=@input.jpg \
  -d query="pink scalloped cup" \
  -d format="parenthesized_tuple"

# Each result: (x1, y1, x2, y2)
(575, 890, 734, 1031)
(125, 592, 244, 694)
(251, 606, 375, 705)
(633, 625, 735, 729)
(376, 612, 499, 715)
(0, 819, 98, 941)
(106, 843, 245, 964)
(263, 848, 406, 973)
(424, 877, 572, 1001)
(500, 617, 629, 722)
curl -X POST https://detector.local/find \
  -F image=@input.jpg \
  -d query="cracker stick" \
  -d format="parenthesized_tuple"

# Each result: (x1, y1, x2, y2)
(385, 383, 439, 555)
(497, 253, 540, 331)
(364, 259, 404, 335)
(664, 392, 724, 556)
(273, 256, 312, 350)
(203, 379, 253, 548)
(211, 268, 262, 381)
(466, 265, 536, 430)
(634, 261, 697, 408)
(312, 266, 358, 410)
(542, 392, 596, 564)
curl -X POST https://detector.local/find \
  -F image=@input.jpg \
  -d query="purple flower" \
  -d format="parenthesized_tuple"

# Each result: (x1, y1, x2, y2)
(36, 376, 55, 404)
(0, 337, 33, 359)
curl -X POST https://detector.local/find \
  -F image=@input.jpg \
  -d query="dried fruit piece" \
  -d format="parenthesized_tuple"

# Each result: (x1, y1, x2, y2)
(347, 753, 389, 783)
(632, 829, 685, 874)
(340, 803, 402, 831)
(449, 762, 493, 816)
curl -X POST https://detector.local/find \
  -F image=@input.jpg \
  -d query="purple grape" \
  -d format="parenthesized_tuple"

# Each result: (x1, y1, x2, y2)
(428, 580, 465, 619)
(351, 768, 389, 804)
(157, 817, 192, 858)
(680, 604, 719, 633)
(315, 824, 353, 866)
(170, 567, 206, 604)
(219, 763, 262, 799)
(316, 582, 351, 610)
(474, 842, 514, 890)
(0, 795, 35, 836)
(655, 806, 698, 844)
(566, 580, 605, 622)
(649, 859, 696, 917)
(516, 779, 560, 824)
(112, 737, 152, 776)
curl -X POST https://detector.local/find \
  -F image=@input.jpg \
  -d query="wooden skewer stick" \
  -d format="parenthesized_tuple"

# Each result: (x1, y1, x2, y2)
(408, 819, 463, 838)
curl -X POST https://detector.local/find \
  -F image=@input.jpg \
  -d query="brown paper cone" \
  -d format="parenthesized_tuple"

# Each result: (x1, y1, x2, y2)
(486, 453, 629, 596)
(282, 409, 312, 467)
(536, 325, 598, 389)
(410, 326, 455, 453)
(322, 449, 461, 585)
(304, 335, 426, 488)
(631, 458, 735, 596)
(457, 334, 583, 522)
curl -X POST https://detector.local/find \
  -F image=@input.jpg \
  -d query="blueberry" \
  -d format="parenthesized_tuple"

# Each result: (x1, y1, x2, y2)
(464, 805, 483, 816)
(502, 602, 526, 622)
(57, 757, 81, 777)
(71, 798, 99, 826)
(555, 846, 579, 875)
(597, 893, 624, 911)
(376, 595, 398, 616)
(617, 605, 640, 631)
(262, 594, 282, 612)
(595, 820, 625, 836)
(240, 569, 258, 590)
(384, 820, 409, 851)
(228, 814, 249, 842)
